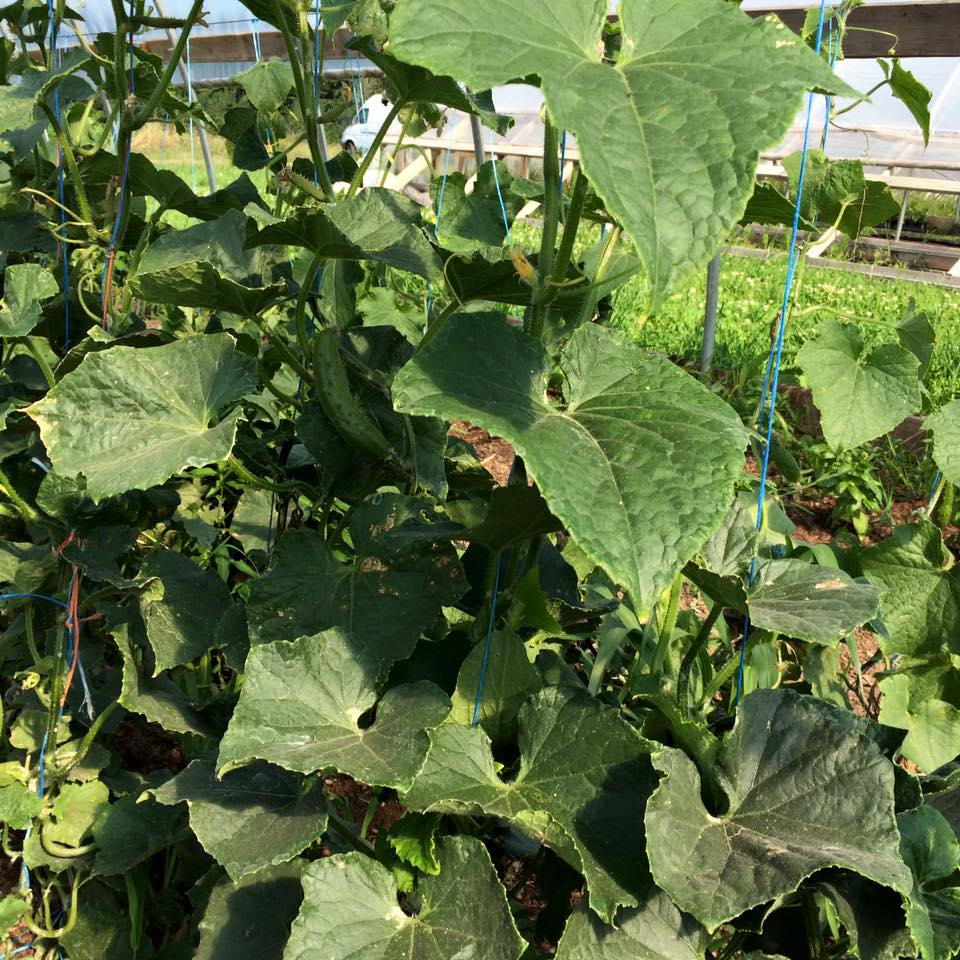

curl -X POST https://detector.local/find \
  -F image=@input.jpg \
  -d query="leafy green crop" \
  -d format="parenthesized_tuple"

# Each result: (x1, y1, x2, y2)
(0, 1, 955, 958)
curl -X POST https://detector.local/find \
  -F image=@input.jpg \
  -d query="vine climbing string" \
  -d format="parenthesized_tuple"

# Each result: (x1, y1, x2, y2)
(737, 0, 831, 702)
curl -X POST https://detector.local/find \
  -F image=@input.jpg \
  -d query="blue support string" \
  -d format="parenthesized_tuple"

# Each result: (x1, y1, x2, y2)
(559, 129, 567, 194)
(0, 944, 35, 959)
(487, 129, 512, 244)
(737, 0, 830, 703)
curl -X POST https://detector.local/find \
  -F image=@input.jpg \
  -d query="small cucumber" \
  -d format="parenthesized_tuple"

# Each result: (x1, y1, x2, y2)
(769, 439, 801, 483)
(314, 328, 394, 460)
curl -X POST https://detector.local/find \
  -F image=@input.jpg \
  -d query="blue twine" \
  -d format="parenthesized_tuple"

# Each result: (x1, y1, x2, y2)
(0, 944, 35, 959)
(559, 129, 567, 194)
(0, 592, 67, 609)
(485, 129, 511, 243)
(928, 470, 943, 505)
(737, 0, 830, 703)
(820, 18, 841, 152)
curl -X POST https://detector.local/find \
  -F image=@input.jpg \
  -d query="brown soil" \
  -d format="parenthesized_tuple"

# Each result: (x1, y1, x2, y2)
(840, 627, 883, 719)
(325, 775, 405, 843)
(109, 718, 186, 775)
(448, 422, 515, 485)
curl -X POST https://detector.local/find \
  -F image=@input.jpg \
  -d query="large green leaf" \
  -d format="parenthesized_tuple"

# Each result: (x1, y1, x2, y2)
(195, 860, 304, 960)
(0, 263, 58, 336)
(428, 161, 523, 260)
(217, 629, 450, 789)
(797, 320, 921, 452)
(0, 781, 42, 829)
(926, 401, 960, 490)
(882, 58, 931, 146)
(284, 836, 524, 960)
(746, 559, 881, 645)
(860, 521, 960, 659)
(111, 610, 219, 738)
(645, 689, 912, 931)
(404, 686, 657, 923)
(92, 793, 189, 876)
(899, 805, 960, 960)
(555, 889, 707, 960)
(245, 189, 443, 281)
(449, 629, 541, 742)
(58, 881, 133, 960)
(247, 495, 466, 666)
(393, 316, 747, 613)
(350, 37, 511, 134)
(782, 151, 900, 237)
(152, 758, 327, 881)
(130, 210, 286, 315)
(234, 58, 294, 115)
(389, 0, 852, 309)
(880, 657, 960, 772)
(138, 549, 240, 674)
(27, 334, 257, 501)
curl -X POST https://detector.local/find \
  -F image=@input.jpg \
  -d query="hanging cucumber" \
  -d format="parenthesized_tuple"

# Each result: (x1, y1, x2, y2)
(314, 328, 395, 460)
(768, 439, 801, 484)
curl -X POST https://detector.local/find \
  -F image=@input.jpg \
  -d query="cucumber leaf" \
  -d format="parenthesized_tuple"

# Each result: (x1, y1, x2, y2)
(284, 836, 524, 960)
(394, 315, 748, 613)
(645, 689, 912, 931)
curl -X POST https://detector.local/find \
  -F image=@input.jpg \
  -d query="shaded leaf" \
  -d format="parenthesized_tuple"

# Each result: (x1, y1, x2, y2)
(195, 860, 304, 960)
(138, 550, 238, 674)
(93, 792, 189, 876)
(131, 210, 285, 314)
(247, 494, 466, 667)
(404, 686, 657, 923)
(245, 189, 442, 281)
(645, 689, 912, 931)
(152, 758, 327, 881)
(555, 889, 707, 960)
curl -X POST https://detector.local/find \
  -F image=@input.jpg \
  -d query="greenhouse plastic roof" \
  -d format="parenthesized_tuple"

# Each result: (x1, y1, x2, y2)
(34, 1, 960, 180)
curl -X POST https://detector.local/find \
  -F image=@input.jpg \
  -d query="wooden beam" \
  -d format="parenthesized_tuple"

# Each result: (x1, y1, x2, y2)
(139, 26, 352, 64)
(742, 2, 960, 58)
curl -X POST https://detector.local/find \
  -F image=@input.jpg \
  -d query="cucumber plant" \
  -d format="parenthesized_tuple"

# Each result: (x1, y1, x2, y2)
(0, 2, 958, 959)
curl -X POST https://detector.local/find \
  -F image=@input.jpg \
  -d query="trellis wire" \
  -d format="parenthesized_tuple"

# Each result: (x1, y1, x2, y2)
(737, 0, 831, 703)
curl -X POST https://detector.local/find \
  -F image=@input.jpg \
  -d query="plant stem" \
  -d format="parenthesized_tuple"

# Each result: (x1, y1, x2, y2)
(275, 2, 334, 199)
(550, 167, 588, 289)
(526, 120, 561, 339)
(295, 249, 325, 365)
(0, 464, 40, 523)
(39, 103, 96, 232)
(802, 888, 825, 960)
(346, 99, 405, 199)
(676, 604, 723, 713)
(701, 652, 741, 706)
(249, 313, 312, 381)
(23, 337, 57, 388)
(61, 701, 119, 775)
(829, 78, 887, 122)
(420, 299, 459, 349)
(327, 808, 377, 856)
(650, 573, 683, 677)
(380, 105, 416, 187)
(130, 0, 205, 130)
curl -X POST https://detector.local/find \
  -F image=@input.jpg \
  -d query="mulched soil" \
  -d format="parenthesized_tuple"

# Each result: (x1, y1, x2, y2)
(324, 775, 405, 843)
(448, 421, 515, 485)
(109, 717, 186, 775)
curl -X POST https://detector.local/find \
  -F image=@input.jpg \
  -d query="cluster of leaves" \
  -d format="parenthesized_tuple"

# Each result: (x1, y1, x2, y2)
(0, 1, 958, 959)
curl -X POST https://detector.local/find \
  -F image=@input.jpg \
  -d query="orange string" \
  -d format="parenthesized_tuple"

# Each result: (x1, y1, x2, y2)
(102, 249, 117, 328)
(60, 568, 81, 709)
